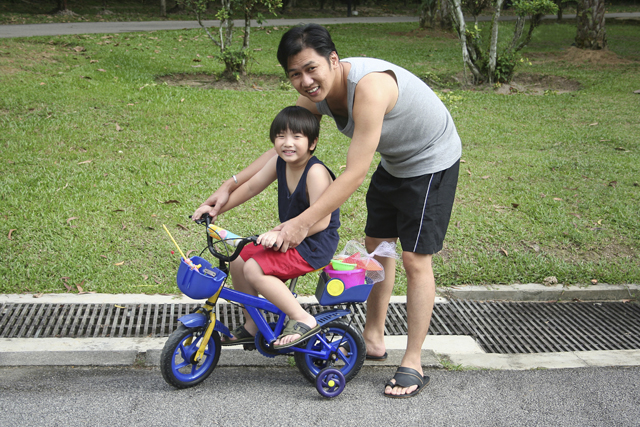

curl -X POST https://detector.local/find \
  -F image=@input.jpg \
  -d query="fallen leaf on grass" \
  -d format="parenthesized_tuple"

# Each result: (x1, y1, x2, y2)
(589, 122, 598, 126)
(33, 293, 43, 298)
(115, 123, 122, 132)
(61, 277, 72, 292)
(186, 250, 194, 257)
(177, 223, 188, 231)
(97, 68, 106, 72)
(591, 279, 598, 285)
(481, 175, 490, 179)
(100, 255, 107, 258)
(141, 274, 148, 280)
(161, 200, 179, 204)
(543, 276, 558, 286)
(8, 229, 16, 240)
(90, 59, 98, 63)
(511, 203, 519, 208)
(73, 46, 86, 52)
(608, 181, 617, 187)
(78, 160, 92, 165)
(80, 75, 92, 79)
(569, 213, 581, 218)
(76, 280, 84, 293)
(66, 217, 78, 226)
(499, 248, 508, 256)
(553, 198, 563, 201)
(114, 261, 124, 266)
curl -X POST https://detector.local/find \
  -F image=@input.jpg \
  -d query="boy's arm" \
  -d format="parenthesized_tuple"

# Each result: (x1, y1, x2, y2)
(305, 163, 335, 237)
(215, 155, 278, 216)
(193, 148, 278, 220)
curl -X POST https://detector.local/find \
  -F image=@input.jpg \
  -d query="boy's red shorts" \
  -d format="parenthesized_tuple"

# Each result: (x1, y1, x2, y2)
(239, 243, 315, 281)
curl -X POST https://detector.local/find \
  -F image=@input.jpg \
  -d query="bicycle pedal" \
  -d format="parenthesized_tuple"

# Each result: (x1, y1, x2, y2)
(243, 343, 256, 351)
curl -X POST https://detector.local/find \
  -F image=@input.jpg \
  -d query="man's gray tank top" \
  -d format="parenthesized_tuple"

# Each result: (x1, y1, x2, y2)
(316, 57, 462, 178)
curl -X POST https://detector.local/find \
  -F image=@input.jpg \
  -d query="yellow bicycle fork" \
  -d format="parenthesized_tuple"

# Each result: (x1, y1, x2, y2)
(192, 282, 225, 363)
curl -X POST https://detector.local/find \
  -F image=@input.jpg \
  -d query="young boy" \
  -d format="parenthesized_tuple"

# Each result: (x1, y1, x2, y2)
(192, 106, 340, 349)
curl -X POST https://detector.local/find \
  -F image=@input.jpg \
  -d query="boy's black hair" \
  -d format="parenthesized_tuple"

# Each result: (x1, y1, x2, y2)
(277, 24, 338, 72)
(270, 106, 320, 154)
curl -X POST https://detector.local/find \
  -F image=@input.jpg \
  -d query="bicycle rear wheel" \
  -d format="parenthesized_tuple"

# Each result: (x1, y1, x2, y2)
(294, 320, 365, 384)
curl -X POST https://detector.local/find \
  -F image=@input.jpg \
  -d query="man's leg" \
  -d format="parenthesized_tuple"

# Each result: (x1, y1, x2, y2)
(362, 236, 397, 359)
(384, 252, 435, 397)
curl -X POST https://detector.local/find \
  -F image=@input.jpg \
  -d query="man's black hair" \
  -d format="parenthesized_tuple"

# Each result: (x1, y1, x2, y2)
(277, 24, 338, 72)
(269, 106, 320, 154)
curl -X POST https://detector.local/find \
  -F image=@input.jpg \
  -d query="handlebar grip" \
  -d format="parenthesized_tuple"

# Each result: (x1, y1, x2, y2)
(207, 224, 243, 247)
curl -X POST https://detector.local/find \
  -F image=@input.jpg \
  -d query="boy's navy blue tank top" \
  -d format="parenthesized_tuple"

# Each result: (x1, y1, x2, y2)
(276, 156, 340, 269)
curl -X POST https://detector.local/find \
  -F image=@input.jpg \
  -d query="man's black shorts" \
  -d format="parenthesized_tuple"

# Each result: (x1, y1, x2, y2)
(365, 159, 459, 254)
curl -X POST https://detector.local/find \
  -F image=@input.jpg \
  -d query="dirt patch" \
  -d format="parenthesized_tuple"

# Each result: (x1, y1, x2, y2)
(0, 43, 60, 75)
(560, 46, 633, 65)
(156, 73, 292, 91)
(495, 73, 582, 95)
(528, 46, 634, 66)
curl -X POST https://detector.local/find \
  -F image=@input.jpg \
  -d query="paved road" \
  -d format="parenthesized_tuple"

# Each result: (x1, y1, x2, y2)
(1, 365, 639, 426)
(1, 13, 639, 38)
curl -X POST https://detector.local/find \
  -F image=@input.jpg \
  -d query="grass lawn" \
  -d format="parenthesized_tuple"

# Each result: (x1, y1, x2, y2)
(1, 18, 639, 296)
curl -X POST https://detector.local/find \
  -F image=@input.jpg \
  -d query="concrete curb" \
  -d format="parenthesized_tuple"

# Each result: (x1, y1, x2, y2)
(439, 283, 639, 302)
(1, 286, 638, 370)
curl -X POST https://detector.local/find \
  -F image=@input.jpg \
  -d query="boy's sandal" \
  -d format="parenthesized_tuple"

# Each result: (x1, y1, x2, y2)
(273, 320, 321, 349)
(383, 367, 430, 399)
(221, 325, 255, 346)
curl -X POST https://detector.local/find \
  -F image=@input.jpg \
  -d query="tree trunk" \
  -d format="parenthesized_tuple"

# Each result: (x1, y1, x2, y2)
(575, 0, 606, 50)
(160, 0, 167, 17)
(487, 0, 504, 84)
(439, 0, 452, 30)
(450, 0, 482, 84)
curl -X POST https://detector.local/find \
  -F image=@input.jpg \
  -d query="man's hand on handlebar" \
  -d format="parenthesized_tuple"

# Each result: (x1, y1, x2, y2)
(272, 218, 310, 253)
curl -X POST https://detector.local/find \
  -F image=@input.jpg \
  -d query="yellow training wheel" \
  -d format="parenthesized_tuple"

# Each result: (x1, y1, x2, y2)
(326, 279, 345, 296)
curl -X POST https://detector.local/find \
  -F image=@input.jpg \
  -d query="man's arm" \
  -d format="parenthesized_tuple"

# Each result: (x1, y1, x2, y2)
(275, 72, 399, 251)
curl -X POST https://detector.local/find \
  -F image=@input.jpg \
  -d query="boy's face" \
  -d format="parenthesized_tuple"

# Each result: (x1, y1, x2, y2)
(273, 129, 317, 164)
(286, 47, 338, 103)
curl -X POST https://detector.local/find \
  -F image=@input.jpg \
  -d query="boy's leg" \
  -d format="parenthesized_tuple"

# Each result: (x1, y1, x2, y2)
(229, 258, 259, 336)
(243, 258, 317, 346)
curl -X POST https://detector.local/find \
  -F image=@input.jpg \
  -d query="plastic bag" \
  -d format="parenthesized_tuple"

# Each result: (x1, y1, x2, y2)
(333, 240, 399, 284)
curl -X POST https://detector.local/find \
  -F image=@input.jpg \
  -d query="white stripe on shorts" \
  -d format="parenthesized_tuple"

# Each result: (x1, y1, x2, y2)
(413, 174, 434, 252)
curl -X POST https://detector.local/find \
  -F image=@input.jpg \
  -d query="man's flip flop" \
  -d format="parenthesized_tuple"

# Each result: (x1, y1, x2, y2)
(221, 325, 255, 346)
(366, 352, 388, 361)
(383, 367, 430, 399)
(273, 320, 320, 349)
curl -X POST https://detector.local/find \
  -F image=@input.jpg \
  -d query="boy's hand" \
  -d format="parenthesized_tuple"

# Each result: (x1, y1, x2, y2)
(257, 230, 281, 251)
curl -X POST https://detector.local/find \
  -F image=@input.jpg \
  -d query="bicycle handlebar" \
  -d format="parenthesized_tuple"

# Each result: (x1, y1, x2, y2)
(191, 214, 258, 263)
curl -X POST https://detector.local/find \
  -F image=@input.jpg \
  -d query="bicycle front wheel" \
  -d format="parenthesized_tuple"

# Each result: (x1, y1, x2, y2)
(160, 324, 221, 389)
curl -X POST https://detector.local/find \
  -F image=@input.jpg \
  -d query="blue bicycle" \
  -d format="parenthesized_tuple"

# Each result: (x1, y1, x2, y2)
(160, 215, 373, 397)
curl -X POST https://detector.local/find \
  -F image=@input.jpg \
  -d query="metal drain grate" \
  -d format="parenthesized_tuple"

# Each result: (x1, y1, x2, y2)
(1, 300, 639, 354)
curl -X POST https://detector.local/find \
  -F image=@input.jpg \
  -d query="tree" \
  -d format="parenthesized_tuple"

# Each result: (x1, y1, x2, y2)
(449, 0, 557, 84)
(575, 0, 606, 49)
(419, 0, 438, 28)
(178, 0, 281, 78)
